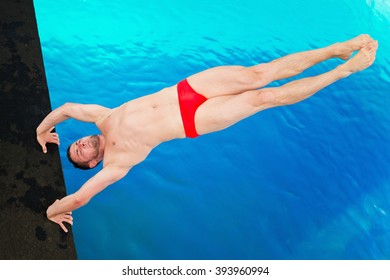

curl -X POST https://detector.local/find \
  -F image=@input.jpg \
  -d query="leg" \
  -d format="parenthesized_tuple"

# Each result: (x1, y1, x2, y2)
(187, 35, 371, 99)
(195, 41, 377, 135)
(259, 40, 377, 106)
(250, 34, 372, 82)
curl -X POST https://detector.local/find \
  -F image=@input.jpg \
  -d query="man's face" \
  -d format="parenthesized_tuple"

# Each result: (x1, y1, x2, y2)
(68, 135, 100, 166)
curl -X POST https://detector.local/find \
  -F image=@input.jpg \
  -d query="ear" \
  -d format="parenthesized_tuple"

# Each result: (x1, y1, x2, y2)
(88, 159, 98, 168)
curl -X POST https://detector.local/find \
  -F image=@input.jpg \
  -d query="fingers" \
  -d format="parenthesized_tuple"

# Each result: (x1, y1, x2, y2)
(50, 133, 60, 146)
(41, 143, 47, 154)
(59, 214, 73, 232)
(48, 211, 73, 233)
(59, 222, 68, 233)
(63, 213, 74, 226)
(37, 137, 48, 153)
(38, 132, 60, 153)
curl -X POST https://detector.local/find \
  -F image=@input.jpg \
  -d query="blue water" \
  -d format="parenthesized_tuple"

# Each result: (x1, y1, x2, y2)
(33, 0, 390, 259)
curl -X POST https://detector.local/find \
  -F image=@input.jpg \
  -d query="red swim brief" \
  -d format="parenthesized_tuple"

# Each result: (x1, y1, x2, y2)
(177, 79, 208, 138)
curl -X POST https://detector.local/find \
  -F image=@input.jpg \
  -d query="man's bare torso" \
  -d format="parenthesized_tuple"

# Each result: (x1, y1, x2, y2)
(96, 85, 185, 168)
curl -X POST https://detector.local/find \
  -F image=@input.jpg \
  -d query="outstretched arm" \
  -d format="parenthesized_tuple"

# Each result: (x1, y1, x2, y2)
(36, 103, 111, 153)
(47, 165, 130, 232)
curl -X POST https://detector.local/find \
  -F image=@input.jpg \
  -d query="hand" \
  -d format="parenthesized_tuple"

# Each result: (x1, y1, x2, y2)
(48, 212, 73, 233)
(37, 126, 60, 153)
(47, 203, 73, 233)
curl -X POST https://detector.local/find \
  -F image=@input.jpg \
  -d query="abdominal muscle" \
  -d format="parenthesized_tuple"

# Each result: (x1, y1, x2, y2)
(99, 86, 185, 167)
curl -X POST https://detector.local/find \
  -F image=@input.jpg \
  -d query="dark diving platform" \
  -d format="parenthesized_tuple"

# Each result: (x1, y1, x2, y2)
(0, 0, 77, 259)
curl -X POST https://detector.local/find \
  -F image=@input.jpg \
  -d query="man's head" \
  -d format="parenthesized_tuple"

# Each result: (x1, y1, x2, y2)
(67, 135, 105, 170)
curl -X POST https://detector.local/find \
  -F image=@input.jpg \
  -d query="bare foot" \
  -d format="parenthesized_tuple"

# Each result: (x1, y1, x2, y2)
(332, 34, 373, 60)
(337, 40, 378, 76)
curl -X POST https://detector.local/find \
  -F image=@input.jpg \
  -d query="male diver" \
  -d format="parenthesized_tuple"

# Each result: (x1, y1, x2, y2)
(37, 35, 377, 232)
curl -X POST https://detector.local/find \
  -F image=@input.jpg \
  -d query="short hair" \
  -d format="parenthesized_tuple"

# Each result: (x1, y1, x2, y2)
(67, 144, 91, 170)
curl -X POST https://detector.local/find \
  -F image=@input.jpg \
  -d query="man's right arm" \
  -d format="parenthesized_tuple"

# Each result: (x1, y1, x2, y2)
(36, 102, 111, 152)
(46, 164, 130, 232)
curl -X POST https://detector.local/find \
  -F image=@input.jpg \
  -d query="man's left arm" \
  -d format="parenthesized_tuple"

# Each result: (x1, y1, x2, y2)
(36, 103, 110, 153)
(46, 165, 130, 232)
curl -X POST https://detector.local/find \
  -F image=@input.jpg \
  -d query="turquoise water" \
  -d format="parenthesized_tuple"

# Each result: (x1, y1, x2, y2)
(34, 0, 390, 259)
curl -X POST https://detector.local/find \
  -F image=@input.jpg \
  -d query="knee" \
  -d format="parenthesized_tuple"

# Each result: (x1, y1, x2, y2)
(237, 67, 269, 89)
(252, 88, 291, 108)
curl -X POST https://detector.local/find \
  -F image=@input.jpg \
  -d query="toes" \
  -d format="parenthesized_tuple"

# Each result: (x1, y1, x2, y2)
(365, 41, 377, 52)
(374, 40, 379, 50)
(360, 34, 372, 44)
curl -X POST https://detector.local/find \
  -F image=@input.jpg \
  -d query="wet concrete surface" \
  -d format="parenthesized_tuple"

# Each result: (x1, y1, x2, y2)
(0, 0, 77, 259)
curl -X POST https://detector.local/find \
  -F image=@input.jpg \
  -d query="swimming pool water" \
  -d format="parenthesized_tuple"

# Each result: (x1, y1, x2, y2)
(33, 0, 390, 259)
